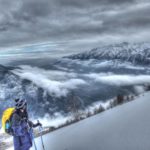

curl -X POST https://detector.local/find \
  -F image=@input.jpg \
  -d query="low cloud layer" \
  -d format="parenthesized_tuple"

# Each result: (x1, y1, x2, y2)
(12, 65, 86, 97)
(86, 74, 150, 86)
(0, 0, 150, 50)
(11, 64, 150, 97)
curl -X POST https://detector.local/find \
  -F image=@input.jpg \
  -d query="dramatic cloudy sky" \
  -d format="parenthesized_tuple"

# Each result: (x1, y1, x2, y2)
(0, 0, 150, 52)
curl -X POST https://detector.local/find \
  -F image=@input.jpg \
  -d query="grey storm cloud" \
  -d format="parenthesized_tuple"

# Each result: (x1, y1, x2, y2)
(0, 0, 150, 49)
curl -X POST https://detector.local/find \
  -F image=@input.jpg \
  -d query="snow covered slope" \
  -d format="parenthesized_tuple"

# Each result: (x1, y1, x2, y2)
(32, 92, 150, 150)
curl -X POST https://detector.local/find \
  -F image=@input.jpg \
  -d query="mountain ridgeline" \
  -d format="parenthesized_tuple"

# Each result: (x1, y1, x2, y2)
(66, 42, 150, 65)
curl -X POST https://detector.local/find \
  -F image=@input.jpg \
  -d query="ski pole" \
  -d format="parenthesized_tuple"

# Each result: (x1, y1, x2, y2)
(31, 128, 38, 150)
(38, 120, 45, 150)
(33, 136, 38, 150)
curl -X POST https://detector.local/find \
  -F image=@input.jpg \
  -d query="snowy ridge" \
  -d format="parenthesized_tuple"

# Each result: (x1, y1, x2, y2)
(66, 42, 150, 64)
(32, 92, 150, 150)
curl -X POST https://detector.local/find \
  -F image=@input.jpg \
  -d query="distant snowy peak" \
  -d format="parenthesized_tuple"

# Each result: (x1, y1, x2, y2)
(66, 42, 150, 64)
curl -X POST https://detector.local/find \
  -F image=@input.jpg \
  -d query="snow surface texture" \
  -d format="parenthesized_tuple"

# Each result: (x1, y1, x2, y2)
(32, 92, 150, 150)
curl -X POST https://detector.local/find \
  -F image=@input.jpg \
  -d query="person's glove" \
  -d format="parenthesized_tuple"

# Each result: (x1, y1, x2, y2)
(32, 121, 42, 128)
(36, 122, 42, 127)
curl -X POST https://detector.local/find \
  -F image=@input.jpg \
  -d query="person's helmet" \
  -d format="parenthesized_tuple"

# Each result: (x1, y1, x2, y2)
(15, 99, 27, 110)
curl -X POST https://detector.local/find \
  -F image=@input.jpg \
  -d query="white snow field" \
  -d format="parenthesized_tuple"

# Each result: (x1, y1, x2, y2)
(31, 92, 150, 150)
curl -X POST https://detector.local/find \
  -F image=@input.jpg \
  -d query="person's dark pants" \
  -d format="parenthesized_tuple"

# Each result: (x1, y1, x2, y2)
(13, 133, 32, 150)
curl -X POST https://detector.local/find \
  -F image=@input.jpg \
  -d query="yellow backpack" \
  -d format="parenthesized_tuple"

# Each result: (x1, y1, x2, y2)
(2, 107, 15, 134)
